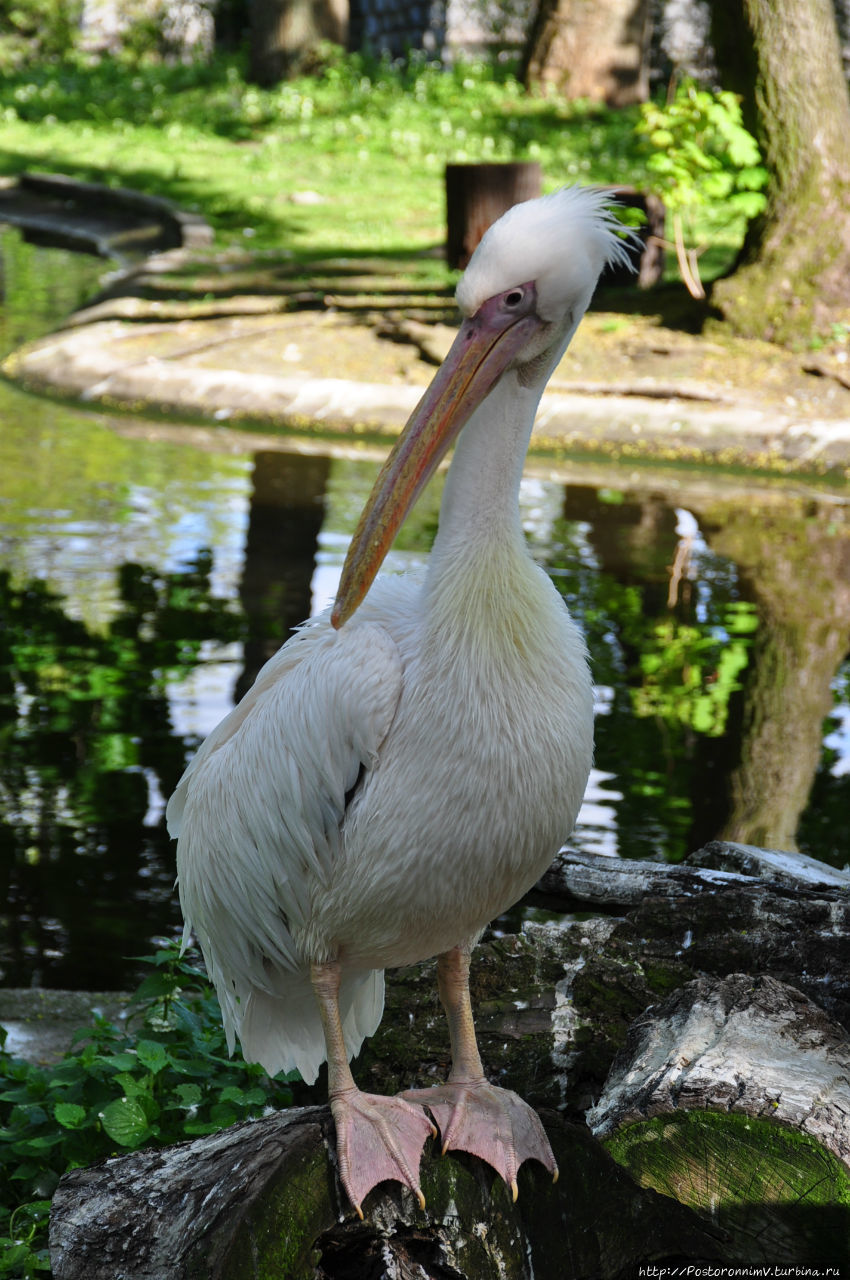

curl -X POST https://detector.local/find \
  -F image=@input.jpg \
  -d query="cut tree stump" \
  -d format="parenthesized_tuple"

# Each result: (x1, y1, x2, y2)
(590, 974, 850, 1269)
(445, 163, 542, 269)
(598, 186, 666, 288)
(47, 844, 850, 1276)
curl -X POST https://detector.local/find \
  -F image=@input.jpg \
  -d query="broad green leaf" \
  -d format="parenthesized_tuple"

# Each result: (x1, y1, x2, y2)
(99, 1097, 150, 1147)
(173, 1083, 203, 1107)
(99, 1053, 138, 1072)
(53, 1102, 87, 1129)
(217, 1086, 246, 1104)
(135, 1040, 170, 1074)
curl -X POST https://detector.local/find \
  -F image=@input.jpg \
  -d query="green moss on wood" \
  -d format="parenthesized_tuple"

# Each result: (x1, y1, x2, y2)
(217, 1136, 334, 1280)
(604, 1110, 850, 1267)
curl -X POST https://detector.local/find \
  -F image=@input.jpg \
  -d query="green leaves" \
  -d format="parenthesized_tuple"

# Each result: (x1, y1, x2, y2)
(52, 1102, 86, 1130)
(134, 1040, 171, 1075)
(635, 80, 768, 295)
(0, 943, 295, 1276)
(637, 80, 768, 218)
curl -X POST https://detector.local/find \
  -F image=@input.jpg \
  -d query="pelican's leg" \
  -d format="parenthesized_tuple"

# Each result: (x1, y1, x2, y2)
(402, 942, 558, 1198)
(310, 961, 435, 1218)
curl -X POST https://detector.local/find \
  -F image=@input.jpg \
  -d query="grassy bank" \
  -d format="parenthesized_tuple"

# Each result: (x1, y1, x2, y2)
(0, 49, 744, 277)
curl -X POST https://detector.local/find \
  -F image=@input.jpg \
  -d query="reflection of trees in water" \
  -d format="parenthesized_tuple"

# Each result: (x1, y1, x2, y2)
(543, 486, 748, 861)
(3, 460, 848, 989)
(0, 555, 243, 989)
(697, 496, 850, 855)
(235, 451, 330, 701)
(542, 485, 850, 862)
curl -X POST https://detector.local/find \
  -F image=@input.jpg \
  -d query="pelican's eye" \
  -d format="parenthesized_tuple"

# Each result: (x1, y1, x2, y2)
(503, 288, 526, 309)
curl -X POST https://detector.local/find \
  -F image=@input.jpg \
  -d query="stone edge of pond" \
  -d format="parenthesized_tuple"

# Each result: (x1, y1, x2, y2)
(0, 171, 213, 260)
(0, 988, 133, 1064)
(5, 317, 850, 480)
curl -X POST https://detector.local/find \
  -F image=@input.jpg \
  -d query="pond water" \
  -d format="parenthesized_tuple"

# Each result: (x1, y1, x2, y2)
(1, 227, 848, 992)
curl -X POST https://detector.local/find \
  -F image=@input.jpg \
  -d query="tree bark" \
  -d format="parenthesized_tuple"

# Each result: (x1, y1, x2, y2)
(49, 1109, 727, 1279)
(711, 0, 850, 343)
(522, 0, 652, 105)
(48, 844, 850, 1276)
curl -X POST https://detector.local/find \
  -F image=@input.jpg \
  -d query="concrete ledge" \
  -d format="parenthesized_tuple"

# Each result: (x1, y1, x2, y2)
(0, 171, 213, 261)
(6, 312, 850, 475)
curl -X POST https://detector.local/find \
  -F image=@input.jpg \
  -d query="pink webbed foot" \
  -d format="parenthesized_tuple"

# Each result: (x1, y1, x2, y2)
(402, 1079, 558, 1199)
(330, 1088, 437, 1218)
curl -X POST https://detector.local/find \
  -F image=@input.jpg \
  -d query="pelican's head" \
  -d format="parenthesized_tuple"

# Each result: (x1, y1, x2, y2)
(332, 186, 631, 628)
(456, 185, 633, 377)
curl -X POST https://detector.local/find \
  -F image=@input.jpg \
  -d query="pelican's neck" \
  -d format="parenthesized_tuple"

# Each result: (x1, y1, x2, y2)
(430, 369, 542, 568)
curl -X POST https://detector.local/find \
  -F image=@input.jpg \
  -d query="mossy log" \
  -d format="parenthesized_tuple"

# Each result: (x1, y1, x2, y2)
(49, 844, 850, 1276)
(49, 1109, 726, 1279)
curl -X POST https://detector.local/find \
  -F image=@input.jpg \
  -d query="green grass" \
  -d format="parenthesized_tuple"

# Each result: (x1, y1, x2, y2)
(0, 50, 672, 257)
(0, 49, 751, 280)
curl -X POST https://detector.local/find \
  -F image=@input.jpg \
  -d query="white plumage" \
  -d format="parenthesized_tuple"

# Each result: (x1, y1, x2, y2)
(168, 185, 631, 1214)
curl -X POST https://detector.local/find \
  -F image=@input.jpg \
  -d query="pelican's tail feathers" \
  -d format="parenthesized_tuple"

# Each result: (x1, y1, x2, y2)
(236, 967, 385, 1086)
(340, 966, 385, 1062)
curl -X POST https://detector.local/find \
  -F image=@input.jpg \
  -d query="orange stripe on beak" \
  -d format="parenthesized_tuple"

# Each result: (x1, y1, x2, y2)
(331, 286, 541, 629)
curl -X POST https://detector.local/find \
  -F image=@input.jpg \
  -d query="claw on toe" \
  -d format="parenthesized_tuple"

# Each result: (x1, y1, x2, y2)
(403, 1079, 558, 1196)
(330, 1089, 434, 1217)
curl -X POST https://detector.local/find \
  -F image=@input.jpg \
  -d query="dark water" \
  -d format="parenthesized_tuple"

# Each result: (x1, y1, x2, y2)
(1, 227, 848, 992)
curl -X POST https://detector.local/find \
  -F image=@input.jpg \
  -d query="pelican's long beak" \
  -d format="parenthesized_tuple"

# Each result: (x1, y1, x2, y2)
(331, 285, 542, 628)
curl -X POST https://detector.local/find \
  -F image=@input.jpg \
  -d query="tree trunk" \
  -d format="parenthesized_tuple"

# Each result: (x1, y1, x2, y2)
(49, 1109, 727, 1279)
(711, 0, 850, 344)
(248, 0, 348, 85)
(48, 844, 850, 1276)
(522, 0, 651, 106)
(445, 163, 542, 270)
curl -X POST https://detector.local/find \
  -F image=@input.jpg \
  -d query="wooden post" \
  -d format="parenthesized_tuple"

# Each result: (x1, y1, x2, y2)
(598, 185, 666, 289)
(445, 163, 542, 270)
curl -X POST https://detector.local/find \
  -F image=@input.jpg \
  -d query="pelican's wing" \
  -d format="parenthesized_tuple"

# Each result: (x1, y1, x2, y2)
(167, 617, 402, 1066)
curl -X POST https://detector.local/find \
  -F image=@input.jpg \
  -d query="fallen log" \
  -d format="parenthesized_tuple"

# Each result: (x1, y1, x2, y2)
(49, 1107, 727, 1279)
(48, 844, 850, 1276)
(531, 841, 850, 1037)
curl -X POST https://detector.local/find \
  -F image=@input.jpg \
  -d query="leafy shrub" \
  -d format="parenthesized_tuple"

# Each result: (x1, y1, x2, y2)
(637, 81, 768, 296)
(0, 945, 295, 1276)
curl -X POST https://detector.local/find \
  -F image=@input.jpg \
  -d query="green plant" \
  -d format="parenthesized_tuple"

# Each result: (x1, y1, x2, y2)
(637, 81, 768, 298)
(0, 945, 295, 1276)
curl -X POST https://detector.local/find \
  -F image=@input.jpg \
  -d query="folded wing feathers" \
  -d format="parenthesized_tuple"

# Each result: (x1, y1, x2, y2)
(171, 618, 402, 1072)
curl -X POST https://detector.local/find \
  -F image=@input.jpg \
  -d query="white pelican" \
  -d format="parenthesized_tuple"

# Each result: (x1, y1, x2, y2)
(168, 186, 631, 1216)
